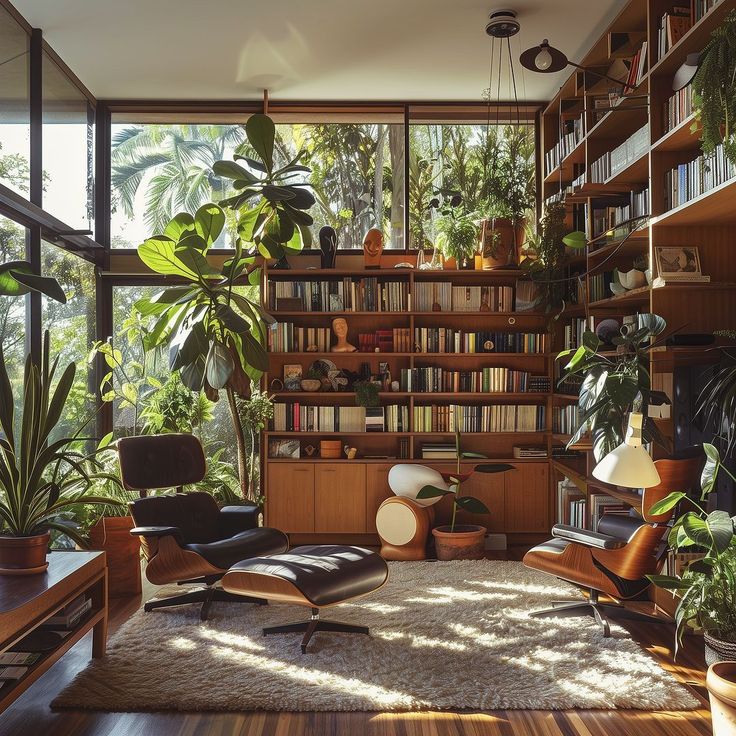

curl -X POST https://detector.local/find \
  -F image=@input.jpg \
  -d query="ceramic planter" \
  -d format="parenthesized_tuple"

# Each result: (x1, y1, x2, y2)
(0, 531, 50, 575)
(432, 524, 486, 560)
(480, 218, 513, 269)
(618, 268, 647, 290)
(88, 516, 141, 597)
(707, 661, 736, 736)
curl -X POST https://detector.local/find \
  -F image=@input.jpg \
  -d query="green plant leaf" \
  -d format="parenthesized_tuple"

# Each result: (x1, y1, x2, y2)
(10, 271, 67, 303)
(205, 342, 234, 390)
(416, 484, 451, 499)
(460, 451, 487, 459)
(474, 463, 515, 473)
(648, 491, 687, 516)
(682, 510, 734, 553)
(0, 261, 33, 296)
(564, 345, 587, 371)
(562, 231, 587, 249)
(245, 114, 275, 173)
(455, 495, 490, 514)
(701, 442, 720, 498)
(164, 212, 195, 241)
(212, 159, 252, 181)
(646, 574, 691, 591)
(174, 244, 221, 279)
(139, 236, 199, 279)
(194, 203, 225, 246)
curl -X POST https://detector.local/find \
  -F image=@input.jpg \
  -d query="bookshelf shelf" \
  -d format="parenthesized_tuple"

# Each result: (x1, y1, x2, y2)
(604, 151, 649, 186)
(650, 177, 736, 226)
(652, 113, 700, 152)
(588, 285, 650, 309)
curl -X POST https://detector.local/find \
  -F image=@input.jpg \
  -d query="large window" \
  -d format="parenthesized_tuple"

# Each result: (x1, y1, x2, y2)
(0, 6, 30, 197)
(409, 122, 536, 250)
(109, 118, 405, 249)
(42, 51, 94, 231)
(41, 243, 96, 438)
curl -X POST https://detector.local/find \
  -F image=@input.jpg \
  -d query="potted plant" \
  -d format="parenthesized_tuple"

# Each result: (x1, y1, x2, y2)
(478, 200, 514, 270)
(648, 444, 736, 664)
(436, 210, 478, 270)
(558, 313, 670, 461)
(417, 408, 513, 559)
(0, 334, 125, 574)
(354, 379, 380, 408)
(237, 388, 274, 505)
(134, 113, 314, 502)
(692, 10, 736, 167)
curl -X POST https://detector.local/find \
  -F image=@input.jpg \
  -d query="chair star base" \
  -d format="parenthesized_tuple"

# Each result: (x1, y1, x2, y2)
(144, 586, 267, 621)
(264, 607, 370, 653)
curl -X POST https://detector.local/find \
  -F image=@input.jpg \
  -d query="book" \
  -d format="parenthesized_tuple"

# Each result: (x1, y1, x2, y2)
(652, 275, 711, 287)
(513, 446, 548, 459)
(42, 595, 91, 629)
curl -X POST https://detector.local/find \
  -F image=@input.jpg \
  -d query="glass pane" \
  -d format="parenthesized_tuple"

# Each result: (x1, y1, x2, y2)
(41, 242, 96, 439)
(109, 121, 405, 249)
(0, 216, 29, 414)
(409, 123, 536, 251)
(0, 7, 30, 196)
(42, 52, 94, 230)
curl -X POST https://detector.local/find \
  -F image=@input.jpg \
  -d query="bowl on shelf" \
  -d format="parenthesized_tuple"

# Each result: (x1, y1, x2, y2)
(300, 379, 322, 392)
(319, 440, 342, 459)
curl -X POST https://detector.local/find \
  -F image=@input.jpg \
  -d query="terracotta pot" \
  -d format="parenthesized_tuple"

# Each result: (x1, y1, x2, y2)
(480, 218, 513, 269)
(0, 532, 50, 575)
(432, 524, 486, 560)
(442, 256, 457, 270)
(707, 661, 736, 736)
(88, 516, 141, 597)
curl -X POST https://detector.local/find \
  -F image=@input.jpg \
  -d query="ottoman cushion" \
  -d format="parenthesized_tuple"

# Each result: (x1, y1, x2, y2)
(222, 544, 388, 607)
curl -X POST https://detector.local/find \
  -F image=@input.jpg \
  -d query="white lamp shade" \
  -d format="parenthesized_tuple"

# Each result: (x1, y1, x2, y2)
(592, 444, 661, 488)
(388, 464, 447, 507)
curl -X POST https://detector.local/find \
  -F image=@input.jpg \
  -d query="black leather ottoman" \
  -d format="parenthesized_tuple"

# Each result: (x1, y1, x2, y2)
(222, 545, 389, 652)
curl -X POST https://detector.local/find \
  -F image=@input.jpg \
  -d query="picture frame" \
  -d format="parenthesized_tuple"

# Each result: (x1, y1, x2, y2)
(655, 246, 702, 277)
(329, 293, 344, 312)
(269, 439, 301, 459)
(283, 364, 303, 391)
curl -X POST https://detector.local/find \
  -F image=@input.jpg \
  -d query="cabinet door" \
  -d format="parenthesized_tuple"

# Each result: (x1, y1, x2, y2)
(315, 464, 367, 533)
(365, 464, 394, 533)
(433, 464, 506, 532)
(504, 463, 550, 533)
(266, 463, 315, 533)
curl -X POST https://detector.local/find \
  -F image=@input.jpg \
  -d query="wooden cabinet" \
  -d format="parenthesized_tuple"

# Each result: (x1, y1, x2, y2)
(365, 464, 393, 533)
(314, 465, 366, 533)
(266, 463, 315, 533)
(505, 463, 550, 533)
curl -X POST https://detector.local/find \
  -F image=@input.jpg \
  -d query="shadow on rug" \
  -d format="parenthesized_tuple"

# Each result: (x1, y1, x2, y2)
(53, 560, 699, 712)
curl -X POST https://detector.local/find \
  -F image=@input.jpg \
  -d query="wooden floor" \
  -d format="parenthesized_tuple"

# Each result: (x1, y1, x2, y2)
(0, 549, 713, 736)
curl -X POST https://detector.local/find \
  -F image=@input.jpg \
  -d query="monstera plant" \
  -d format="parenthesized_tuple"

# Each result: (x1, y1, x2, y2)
(135, 114, 314, 501)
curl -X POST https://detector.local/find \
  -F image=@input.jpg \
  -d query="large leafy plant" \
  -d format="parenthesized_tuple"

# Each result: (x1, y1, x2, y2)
(558, 313, 670, 460)
(0, 333, 123, 544)
(134, 114, 313, 501)
(0, 260, 67, 303)
(696, 341, 736, 459)
(692, 10, 736, 166)
(648, 444, 736, 652)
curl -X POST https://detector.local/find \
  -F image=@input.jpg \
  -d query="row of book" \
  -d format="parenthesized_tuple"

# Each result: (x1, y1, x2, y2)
(357, 328, 412, 353)
(588, 271, 614, 303)
(271, 403, 408, 433)
(413, 283, 515, 313)
(557, 479, 629, 528)
(268, 278, 409, 312)
(664, 83, 694, 133)
(663, 141, 736, 211)
(588, 125, 649, 183)
(656, 5, 692, 62)
(563, 315, 596, 350)
(624, 42, 648, 91)
(544, 112, 585, 176)
(413, 404, 546, 433)
(398, 367, 550, 394)
(695, 0, 722, 22)
(414, 328, 548, 355)
(268, 323, 331, 353)
(589, 189, 649, 239)
(553, 405, 581, 435)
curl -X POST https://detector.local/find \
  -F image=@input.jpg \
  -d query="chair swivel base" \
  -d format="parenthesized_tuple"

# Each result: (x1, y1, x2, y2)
(530, 592, 670, 638)
(145, 587, 267, 621)
(264, 607, 370, 653)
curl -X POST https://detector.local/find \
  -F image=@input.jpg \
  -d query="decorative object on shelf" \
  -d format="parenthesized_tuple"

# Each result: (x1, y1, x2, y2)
(416, 408, 514, 560)
(690, 10, 736, 166)
(707, 662, 736, 736)
(328, 368, 349, 392)
(648, 444, 736, 663)
(331, 317, 357, 353)
(318, 226, 337, 268)
(655, 246, 704, 278)
(611, 266, 646, 294)
(300, 378, 321, 392)
(363, 227, 384, 269)
(595, 318, 621, 345)
(388, 464, 447, 508)
(479, 217, 511, 270)
(354, 380, 380, 408)
(394, 262, 414, 269)
(270, 378, 284, 392)
(558, 313, 670, 461)
(344, 445, 358, 460)
(0, 331, 125, 575)
(283, 364, 303, 391)
(269, 439, 301, 459)
(319, 440, 342, 459)
(302, 443, 317, 457)
(135, 113, 314, 501)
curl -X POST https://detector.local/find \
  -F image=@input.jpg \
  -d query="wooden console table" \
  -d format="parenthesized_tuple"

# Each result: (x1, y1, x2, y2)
(0, 551, 107, 712)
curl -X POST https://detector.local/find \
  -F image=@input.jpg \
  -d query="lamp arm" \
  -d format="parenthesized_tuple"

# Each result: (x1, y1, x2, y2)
(566, 60, 635, 91)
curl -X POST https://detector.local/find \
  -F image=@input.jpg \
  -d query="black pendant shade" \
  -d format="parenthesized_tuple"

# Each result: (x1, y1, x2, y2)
(673, 52, 701, 92)
(519, 40, 569, 74)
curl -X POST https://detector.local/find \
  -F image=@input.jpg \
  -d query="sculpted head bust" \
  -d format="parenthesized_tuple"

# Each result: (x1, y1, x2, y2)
(363, 228, 384, 268)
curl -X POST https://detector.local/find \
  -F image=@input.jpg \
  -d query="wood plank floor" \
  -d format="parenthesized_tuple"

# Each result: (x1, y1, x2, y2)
(0, 550, 713, 736)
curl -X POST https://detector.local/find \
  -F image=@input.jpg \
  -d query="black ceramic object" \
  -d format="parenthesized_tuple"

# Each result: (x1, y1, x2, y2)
(319, 226, 337, 268)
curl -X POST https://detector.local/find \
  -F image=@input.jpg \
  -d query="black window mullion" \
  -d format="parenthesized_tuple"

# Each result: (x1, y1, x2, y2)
(28, 28, 42, 365)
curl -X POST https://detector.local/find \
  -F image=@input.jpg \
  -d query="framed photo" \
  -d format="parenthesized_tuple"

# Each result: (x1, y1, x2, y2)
(283, 364, 303, 391)
(269, 439, 301, 459)
(329, 293, 344, 312)
(655, 246, 702, 277)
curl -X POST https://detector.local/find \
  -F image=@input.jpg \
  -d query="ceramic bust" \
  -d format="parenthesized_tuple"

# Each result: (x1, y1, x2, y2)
(363, 228, 384, 269)
(331, 317, 356, 353)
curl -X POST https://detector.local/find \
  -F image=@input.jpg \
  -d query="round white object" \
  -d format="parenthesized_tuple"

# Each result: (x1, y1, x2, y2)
(376, 502, 417, 545)
(388, 464, 446, 507)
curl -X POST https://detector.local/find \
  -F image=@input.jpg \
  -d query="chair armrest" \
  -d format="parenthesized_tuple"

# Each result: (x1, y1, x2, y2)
(217, 504, 260, 537)
(130, 526, 183, 544)
(552, 524, 627, 550)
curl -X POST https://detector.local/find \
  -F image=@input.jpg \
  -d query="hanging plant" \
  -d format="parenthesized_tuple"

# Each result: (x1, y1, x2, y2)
(692, 10, 736, 166)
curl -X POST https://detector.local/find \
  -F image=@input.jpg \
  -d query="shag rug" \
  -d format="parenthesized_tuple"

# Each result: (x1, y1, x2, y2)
(53, 560, 699, 712)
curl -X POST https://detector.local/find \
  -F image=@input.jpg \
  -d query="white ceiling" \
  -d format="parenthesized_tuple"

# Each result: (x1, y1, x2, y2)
(12, 0, 627, 102)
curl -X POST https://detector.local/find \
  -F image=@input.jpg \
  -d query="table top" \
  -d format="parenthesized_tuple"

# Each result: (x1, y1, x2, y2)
(0, 551, 104, 615)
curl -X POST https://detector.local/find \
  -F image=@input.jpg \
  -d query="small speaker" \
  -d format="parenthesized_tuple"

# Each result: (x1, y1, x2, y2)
(376, 497, 434, 561)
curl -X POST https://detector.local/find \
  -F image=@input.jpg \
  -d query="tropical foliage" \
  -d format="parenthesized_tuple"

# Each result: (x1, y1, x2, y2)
(557, 313, 670, 460)
(648, 444, 736, 651)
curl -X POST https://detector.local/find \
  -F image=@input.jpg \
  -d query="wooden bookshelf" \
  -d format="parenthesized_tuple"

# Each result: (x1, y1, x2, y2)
(543, 0, 736, 530)
(261, 264, 553, 545)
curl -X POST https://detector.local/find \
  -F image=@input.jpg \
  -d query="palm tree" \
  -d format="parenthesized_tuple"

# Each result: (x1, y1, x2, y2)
(110, 124, 247, 235)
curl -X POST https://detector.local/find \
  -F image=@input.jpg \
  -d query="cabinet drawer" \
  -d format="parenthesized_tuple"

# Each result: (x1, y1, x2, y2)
(315, 465, 367, 533)
(266, 463, 315, 533)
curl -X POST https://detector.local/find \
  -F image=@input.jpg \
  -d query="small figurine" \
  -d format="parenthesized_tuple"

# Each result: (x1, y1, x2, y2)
(319, 226, 337, 269)
(331, 317, 356, 353)
(363, 228, 384, 269)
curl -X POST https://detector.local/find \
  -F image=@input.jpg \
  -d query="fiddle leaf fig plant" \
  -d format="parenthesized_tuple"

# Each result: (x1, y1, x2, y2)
(134, 114, 313, 502)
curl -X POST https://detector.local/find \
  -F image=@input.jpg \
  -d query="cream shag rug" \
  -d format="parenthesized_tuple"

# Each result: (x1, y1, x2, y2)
(53, 560, 699, 712)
